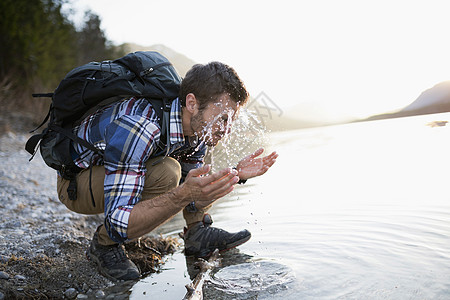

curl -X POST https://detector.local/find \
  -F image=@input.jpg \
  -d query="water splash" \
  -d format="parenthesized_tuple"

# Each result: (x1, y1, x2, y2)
(207, 108, 269, 172)
(204, 261, 295, 299)
(199, 102, 236, 149)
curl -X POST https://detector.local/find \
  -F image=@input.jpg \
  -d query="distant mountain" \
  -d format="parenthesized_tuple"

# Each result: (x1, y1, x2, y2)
(403, 81, 450, 112)
(361, 81, 450, 122)
(120, 43, 196, 77)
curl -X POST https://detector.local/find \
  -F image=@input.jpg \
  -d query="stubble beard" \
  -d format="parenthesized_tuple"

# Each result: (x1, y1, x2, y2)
(190, 111, 218, 147)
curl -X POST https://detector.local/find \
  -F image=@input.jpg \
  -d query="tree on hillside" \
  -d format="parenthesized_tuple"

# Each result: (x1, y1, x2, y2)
(0, 0, 122, 127)
(0, 0, 78, 89)
(0, 0, 121, 90)
(76, 10, 119, 65)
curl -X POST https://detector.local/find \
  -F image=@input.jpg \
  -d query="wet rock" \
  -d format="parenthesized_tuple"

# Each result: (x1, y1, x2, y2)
(82, 283, 89, 292)
(64, 287, 78, 299)
(106, 294, 128, 300)
(0, 271, 9, 280)
(95, 290, 106, 298)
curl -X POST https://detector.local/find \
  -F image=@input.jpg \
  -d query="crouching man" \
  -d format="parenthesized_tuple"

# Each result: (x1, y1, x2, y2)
(57, 61, 278, 281)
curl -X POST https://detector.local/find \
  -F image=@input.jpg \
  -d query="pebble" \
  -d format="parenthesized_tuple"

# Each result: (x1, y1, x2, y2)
(95, 290, 106, 298)
(76, 294, 88, 299)
(82, 283, 89, 292)
(14, 275, 26, 281)
(35, 253, 48, 259)
(64, 287, 78, 299)
(0, 272, 9, 280)
(0, 291, 4, 300)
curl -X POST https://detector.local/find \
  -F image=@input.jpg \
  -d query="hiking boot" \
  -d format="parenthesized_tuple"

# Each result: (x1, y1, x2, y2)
(87, 231, 140, 281)
(183, 214, 251, 258)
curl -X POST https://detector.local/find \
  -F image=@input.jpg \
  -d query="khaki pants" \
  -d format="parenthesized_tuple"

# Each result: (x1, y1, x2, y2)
(57, 157, 208, 245)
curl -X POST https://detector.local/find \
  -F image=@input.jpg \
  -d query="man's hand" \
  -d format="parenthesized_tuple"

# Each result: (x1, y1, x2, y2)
(235, 148, 278, 181)
(178, 165, 239, 209)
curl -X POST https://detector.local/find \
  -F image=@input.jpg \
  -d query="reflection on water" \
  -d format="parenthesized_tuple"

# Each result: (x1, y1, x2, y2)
(131, 113, 450, 299)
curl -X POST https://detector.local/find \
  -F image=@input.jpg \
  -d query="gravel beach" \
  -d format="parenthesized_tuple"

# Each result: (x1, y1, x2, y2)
(0, 129, 178, 299)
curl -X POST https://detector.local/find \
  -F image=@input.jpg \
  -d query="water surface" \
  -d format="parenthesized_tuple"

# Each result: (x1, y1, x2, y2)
(131, 113, 450, 299)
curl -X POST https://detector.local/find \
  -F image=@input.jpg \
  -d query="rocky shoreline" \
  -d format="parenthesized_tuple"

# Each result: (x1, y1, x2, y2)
(0, 130, 178, 299)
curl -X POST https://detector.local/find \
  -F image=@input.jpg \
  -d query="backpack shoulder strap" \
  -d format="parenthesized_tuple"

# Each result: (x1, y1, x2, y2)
(147, 98, 172, 155)
(49, 124, 104, 156)
(29, 94, 54, 133)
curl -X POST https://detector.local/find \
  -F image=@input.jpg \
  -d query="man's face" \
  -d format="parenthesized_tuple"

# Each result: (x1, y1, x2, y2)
(190, 94, 238, 147)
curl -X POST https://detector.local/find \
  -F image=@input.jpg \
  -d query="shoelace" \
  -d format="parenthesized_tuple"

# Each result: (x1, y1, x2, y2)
(198, 225, 229, 243)
(101, 245, 127, 267)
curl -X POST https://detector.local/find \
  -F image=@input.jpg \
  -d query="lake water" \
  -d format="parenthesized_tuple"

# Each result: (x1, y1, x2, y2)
(130, 113, 450, 299)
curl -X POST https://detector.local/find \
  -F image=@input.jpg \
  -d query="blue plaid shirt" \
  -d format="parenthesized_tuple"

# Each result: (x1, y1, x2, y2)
(72, 97, 206, 242)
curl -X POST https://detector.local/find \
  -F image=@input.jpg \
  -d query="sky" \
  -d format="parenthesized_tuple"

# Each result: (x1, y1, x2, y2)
(67, 0, 450, 121)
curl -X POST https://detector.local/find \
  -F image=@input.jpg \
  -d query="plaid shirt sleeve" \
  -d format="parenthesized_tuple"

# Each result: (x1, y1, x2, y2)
(102, 114, 160, 243)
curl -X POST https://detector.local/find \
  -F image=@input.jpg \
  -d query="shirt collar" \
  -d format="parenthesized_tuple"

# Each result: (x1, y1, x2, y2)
(169, 98, 185, 145)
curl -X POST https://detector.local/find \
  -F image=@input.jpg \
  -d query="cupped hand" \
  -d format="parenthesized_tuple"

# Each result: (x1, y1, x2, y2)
(235, 148, 278, 181)
(179, 165, 239, 209)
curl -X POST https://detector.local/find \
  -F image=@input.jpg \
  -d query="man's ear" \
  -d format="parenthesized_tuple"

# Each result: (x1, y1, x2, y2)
(185, 93, 198, 114)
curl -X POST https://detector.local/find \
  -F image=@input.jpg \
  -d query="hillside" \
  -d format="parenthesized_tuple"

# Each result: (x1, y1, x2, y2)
(404, 81, 450, 112)
(360, 81, 450, 122)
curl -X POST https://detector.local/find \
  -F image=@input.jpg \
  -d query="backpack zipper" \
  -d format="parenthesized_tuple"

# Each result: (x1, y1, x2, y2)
(140, 62, 172, 77)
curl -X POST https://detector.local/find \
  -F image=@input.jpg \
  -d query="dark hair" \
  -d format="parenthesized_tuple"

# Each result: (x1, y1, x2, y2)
(179, 61, 249, 109)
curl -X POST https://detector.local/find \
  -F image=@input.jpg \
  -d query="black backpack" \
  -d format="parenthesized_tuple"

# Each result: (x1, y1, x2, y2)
(25, 51, 182, 202)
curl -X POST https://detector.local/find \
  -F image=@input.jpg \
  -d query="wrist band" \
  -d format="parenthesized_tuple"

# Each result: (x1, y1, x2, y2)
(186, 201, 198, 212)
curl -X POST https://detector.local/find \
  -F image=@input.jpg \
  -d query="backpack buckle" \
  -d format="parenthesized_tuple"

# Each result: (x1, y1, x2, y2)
(163, 100, 171, 112)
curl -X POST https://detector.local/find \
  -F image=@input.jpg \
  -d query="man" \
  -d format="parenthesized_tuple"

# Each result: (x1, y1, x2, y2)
(57, 61, 278, 281)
